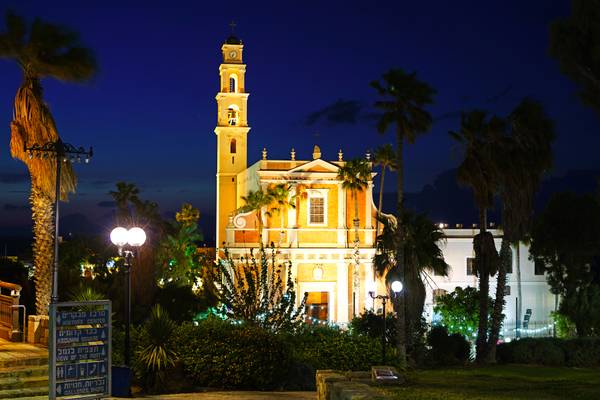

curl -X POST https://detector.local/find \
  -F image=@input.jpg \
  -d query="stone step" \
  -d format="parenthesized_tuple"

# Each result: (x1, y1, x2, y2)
(0, 365, 48, 379)
(0, 387, 49, 399)
(0, 374, 48, 390)
(0, 357, 48, 369)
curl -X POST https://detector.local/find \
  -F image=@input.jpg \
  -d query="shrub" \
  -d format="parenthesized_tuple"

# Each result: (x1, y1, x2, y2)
(134, 305, 178, 393)
(427, 326, 471, 366)
(173, 318, 292, 389)
(286, 326, 387, 371)
(497, 337, 600, 367)
(350, 310, 397, 347)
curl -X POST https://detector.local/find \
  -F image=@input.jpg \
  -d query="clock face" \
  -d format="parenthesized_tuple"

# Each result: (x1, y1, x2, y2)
(229, 51, 237, 59)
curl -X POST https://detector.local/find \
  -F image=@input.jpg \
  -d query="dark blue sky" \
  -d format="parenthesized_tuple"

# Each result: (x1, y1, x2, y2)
(1, 0, 599, 241)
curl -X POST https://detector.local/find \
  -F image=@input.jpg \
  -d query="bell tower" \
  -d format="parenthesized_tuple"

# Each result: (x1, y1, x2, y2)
(215, 34, 250, 249)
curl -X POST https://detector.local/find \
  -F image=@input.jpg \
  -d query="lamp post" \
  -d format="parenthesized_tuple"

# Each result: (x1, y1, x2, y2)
(110, 227, 146, 370)
(370, 280, 403, 364)
(24, 139, 92, 304)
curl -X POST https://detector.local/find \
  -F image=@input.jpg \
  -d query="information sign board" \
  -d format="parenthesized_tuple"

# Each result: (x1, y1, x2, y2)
(49, 301, 112, 400)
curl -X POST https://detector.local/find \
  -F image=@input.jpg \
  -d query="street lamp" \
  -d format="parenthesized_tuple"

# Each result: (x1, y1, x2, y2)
(369, 280, 403, 364)
(24, 139, 92, 304)
(110, 227, 146, 372)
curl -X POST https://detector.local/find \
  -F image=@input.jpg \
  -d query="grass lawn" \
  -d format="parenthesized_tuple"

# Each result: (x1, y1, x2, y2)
(383, 364, 600, 400)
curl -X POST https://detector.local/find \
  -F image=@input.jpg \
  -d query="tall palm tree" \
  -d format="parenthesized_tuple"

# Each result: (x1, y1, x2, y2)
(373, 144, 397, 237)
(267, 184, 296, 246)
(110, 181, 140, 221)
(1, 12, 96, 314)
(371, 68, 436, 364)
(240, 188, 273, 245)
(450, 110, 502, 362)
(337, 158, 371, 317)
(487, 99, 554, 361)
(374, 211, 449, 355)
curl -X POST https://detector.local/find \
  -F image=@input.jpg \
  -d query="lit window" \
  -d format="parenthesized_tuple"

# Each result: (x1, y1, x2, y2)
(229, 76, 237, 93)
(466, 257, 475, 276)
(227, 106, 238, 126)
(309, 197, 325, 224)
(230, 139, 236, 153)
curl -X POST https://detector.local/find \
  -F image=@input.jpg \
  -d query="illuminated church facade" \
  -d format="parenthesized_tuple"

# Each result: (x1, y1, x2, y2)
(213, 35, 556, 337)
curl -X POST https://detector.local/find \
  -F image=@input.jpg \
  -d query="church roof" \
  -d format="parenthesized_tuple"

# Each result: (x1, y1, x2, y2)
(225, 35, 242, 45)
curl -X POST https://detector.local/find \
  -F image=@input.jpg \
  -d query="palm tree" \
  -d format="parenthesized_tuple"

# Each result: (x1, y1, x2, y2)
(1, 12, 96, 314)
(450, 110, 502, 362)
(337, 158, 371, 317)
(374, 211, 449, 356)
(267, 184, 296, 246)
(373, 144, 397, 237)
(487, 99, 554, 361)
(240, 189, 273, 245)
(371, 68, 436, 364)
(110, 182, 140, 221)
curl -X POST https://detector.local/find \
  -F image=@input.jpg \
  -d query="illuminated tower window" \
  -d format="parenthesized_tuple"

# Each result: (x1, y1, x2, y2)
(227, 105, 239, 126)
(229, 75, 237, 93)
(230, 138, 237, 153)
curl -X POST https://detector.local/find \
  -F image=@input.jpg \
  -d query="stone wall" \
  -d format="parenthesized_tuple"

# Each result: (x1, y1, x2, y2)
(27, 315, 48, 346)
(316, 370, 393, 400)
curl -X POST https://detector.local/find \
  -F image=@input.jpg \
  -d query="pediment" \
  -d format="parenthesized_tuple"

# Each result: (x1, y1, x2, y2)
(288, 159, 340, 174)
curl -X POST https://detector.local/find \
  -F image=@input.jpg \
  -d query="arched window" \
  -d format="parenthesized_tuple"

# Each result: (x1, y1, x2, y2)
(227, 105, 239, 126)
(229, 75, 237, 93)
(230, 138, 237, 153)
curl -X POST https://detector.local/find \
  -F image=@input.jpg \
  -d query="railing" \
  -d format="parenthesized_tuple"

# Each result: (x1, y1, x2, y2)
(0, 280, 24, 341)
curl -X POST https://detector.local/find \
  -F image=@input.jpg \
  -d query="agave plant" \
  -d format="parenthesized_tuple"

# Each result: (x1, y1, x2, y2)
(135, 305, 178, 392)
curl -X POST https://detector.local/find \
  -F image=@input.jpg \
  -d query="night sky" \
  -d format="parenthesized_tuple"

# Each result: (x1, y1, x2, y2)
(1, 1, 599, 244)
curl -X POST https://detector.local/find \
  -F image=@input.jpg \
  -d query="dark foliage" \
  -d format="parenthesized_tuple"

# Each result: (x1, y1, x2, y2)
(497, 337, 600, 367)
(427, 325, 471, 366)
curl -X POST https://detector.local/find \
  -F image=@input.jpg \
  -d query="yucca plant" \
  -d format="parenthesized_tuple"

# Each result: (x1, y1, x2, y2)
(135, 305, 178, 392)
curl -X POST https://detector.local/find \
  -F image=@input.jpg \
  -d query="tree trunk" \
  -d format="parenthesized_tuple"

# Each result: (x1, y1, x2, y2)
(395, 129, 406, 366)
(375, 167, 386, 238)
(475, 207, 488, 363)
(516, 244, 522, 338)
(487, 238, 510, 363)
(31, 183, 54, 315)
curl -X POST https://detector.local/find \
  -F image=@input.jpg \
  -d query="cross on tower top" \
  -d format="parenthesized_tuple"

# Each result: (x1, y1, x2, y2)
(229, 20, 237, 34)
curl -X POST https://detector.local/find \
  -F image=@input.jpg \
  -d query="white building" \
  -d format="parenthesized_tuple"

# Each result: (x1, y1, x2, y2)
(425, 227, 556, 339)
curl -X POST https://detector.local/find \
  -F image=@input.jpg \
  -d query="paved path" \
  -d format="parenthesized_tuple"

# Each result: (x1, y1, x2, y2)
(112, 391, 315, 399)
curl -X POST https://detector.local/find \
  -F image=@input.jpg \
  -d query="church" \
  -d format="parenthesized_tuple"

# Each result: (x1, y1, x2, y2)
(213, 34, 556, 338)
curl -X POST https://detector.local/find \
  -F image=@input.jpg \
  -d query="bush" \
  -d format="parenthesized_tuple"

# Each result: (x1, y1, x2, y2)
(427, 326, 471, 366)
(134, 305, 178, 393)
(350, 310, 397, 347)
(286, 326, 387, 372)
(173, 318, 292, 389)
(497, 337, 600, 367)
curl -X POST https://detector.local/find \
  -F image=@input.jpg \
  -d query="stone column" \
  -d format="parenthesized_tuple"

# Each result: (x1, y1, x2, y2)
(365, 183, 374, 246)
(336, 262, 349, 325)
(288, 184, 297, 247)
(337, 184, 346, 246)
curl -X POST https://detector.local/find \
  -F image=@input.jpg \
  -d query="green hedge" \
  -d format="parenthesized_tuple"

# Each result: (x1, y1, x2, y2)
(172, 318, 292, 389)
(497, 337, 600, 367)
(168, 320, 386, 390)
(285, 326, 386, 371)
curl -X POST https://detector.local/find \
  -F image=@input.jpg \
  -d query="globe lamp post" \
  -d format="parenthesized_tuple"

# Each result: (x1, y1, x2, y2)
(110, 227, 146, 374)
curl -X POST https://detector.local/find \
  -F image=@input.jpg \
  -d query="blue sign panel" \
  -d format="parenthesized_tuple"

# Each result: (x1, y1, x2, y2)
(50, 301, 111, 399)
(56, 361, 107, 380)
(57, 327, 108, 344)
(56, 344, 107, 362)
(57, 310, 109, 326)
(55, 377, 107, 397)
